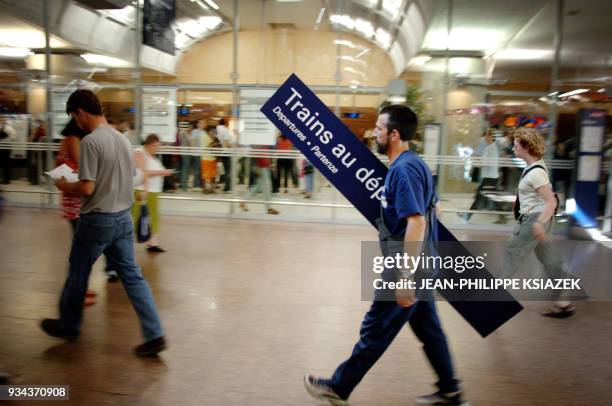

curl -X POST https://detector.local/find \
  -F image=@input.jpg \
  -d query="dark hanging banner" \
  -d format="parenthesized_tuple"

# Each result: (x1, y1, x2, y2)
(143, 0, 176, 56)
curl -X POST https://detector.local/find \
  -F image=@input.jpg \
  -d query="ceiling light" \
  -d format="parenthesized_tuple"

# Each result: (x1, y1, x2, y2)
(344, 67, 365, 78)
(80, 53, 131, 68)
(409, 55, 432, 65)
(355, 18, 374, 38)
(493, 49, 552, 60)
(330, 14, 354, 30)
(354, 48, 370, 58)
(315, 7, 326, 25)
(0, 47, 33, 58)
(382, 0, 403, 19)
(387, 95, 407, 103)
(375, 28, 391, 48)
(558, 89, 589, 98)
(176, 16, 222, 37)
(339, 55, 366, 66)
(424, 28, 503, 51)
(597, 88, 606, 93)
(0, 29, 68, 48)
(334, 39, 357, 49)
(175, 32, 193, 49)
(203, 0, 219, 10)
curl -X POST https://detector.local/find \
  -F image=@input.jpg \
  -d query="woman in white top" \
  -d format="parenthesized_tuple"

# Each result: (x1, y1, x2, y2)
(502, 128, 576, 318)
(133, 134, 174, 252)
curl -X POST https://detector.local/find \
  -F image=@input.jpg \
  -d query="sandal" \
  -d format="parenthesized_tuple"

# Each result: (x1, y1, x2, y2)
(542, 304, 575, 319)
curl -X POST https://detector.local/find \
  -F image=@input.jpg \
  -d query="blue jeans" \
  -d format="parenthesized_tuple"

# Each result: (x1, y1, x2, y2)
(59, 209, 164, 342)
(305, 173, 314, 193)
(330, 300, 459, 399)
(180, 155, 201, 190)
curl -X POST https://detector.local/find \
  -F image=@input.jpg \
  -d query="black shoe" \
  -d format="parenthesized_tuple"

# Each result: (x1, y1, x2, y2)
(107, 270, 119, 283)
(134, 337, 167, 357)
(147, 246, 166, 253)
(0, 371, 10, 384)
(542, 304, 575, 319)
(40, 319, 79, 340)
(416, 391, 469, 405)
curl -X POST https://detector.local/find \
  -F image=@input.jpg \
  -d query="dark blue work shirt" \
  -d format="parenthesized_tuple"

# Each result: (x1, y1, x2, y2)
(381, 150, 437, 240)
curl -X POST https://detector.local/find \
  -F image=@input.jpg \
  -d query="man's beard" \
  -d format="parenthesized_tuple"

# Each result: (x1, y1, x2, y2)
(376, 139, 388, 154)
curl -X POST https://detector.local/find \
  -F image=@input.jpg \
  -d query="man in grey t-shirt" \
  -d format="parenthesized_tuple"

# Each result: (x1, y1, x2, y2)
(40, 89, 166, 356)
(79, 124, 135, 214)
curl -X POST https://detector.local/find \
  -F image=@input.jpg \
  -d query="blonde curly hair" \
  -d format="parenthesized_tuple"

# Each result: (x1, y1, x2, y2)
(514, 127, 545, 159)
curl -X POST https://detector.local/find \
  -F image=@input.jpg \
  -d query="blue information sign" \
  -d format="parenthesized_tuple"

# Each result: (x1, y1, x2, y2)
(260, 74, 523, 337)
(572, 109, 606, 228)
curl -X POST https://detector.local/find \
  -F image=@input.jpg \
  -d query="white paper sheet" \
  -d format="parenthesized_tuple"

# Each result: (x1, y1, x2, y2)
(44, 164, 79, 182)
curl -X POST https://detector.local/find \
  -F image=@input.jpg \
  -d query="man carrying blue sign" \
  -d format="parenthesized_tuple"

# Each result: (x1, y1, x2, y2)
(304, 105, 467, 406)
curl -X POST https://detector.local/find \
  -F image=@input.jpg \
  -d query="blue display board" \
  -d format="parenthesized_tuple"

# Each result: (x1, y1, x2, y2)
(572, 109, 606, 228)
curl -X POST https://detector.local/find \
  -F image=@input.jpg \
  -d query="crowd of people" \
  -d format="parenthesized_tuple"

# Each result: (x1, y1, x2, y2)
(0, 90, 585, 405)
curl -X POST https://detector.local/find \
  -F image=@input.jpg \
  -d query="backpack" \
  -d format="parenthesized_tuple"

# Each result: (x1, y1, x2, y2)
(513, 164, 559, 220)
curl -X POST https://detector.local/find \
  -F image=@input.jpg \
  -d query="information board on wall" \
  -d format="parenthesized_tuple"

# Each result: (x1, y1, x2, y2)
(142, 86, 177, 143)
(239, 88, 277, 146)
(572, 109, 606, 228)
(52, 88, 76, 140)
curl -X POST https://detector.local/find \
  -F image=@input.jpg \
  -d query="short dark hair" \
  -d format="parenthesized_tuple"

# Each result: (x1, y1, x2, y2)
(144, 134, 160, 145)
(379, 104, 417, 142)
(60, 118, 88, 139)
(66, 89, 103, 116)
(219, 118, 226, 126)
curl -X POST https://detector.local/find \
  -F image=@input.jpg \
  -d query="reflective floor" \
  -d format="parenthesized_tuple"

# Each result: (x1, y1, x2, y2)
(0, 208, 610, 405)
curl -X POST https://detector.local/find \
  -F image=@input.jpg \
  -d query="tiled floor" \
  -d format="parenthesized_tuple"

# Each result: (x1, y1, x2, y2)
(0, 208, 610, 405)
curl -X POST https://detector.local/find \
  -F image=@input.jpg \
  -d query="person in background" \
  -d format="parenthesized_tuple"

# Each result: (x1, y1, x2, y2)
(216, 118, 232, 193)
(200, 125, 219, 194)
(276, 134, 295, 194)
(503, 127, 576, 318)
(466, 129, 499, 221)
(44, 89, 166, 356)
(190, 119, 206, 190)
(117, 120, 138, 146)
(240, 146, 280, 215)
(106, 117, 117, 130)
(179, 121, 196, 191)
(303, 159, 314, 199)
(133, 134, 174, 253)
(497, 129, 515, 192)
(29, 119, 46, 185)
(56, 119, 103, 302)
(0, 116, 17, 184)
